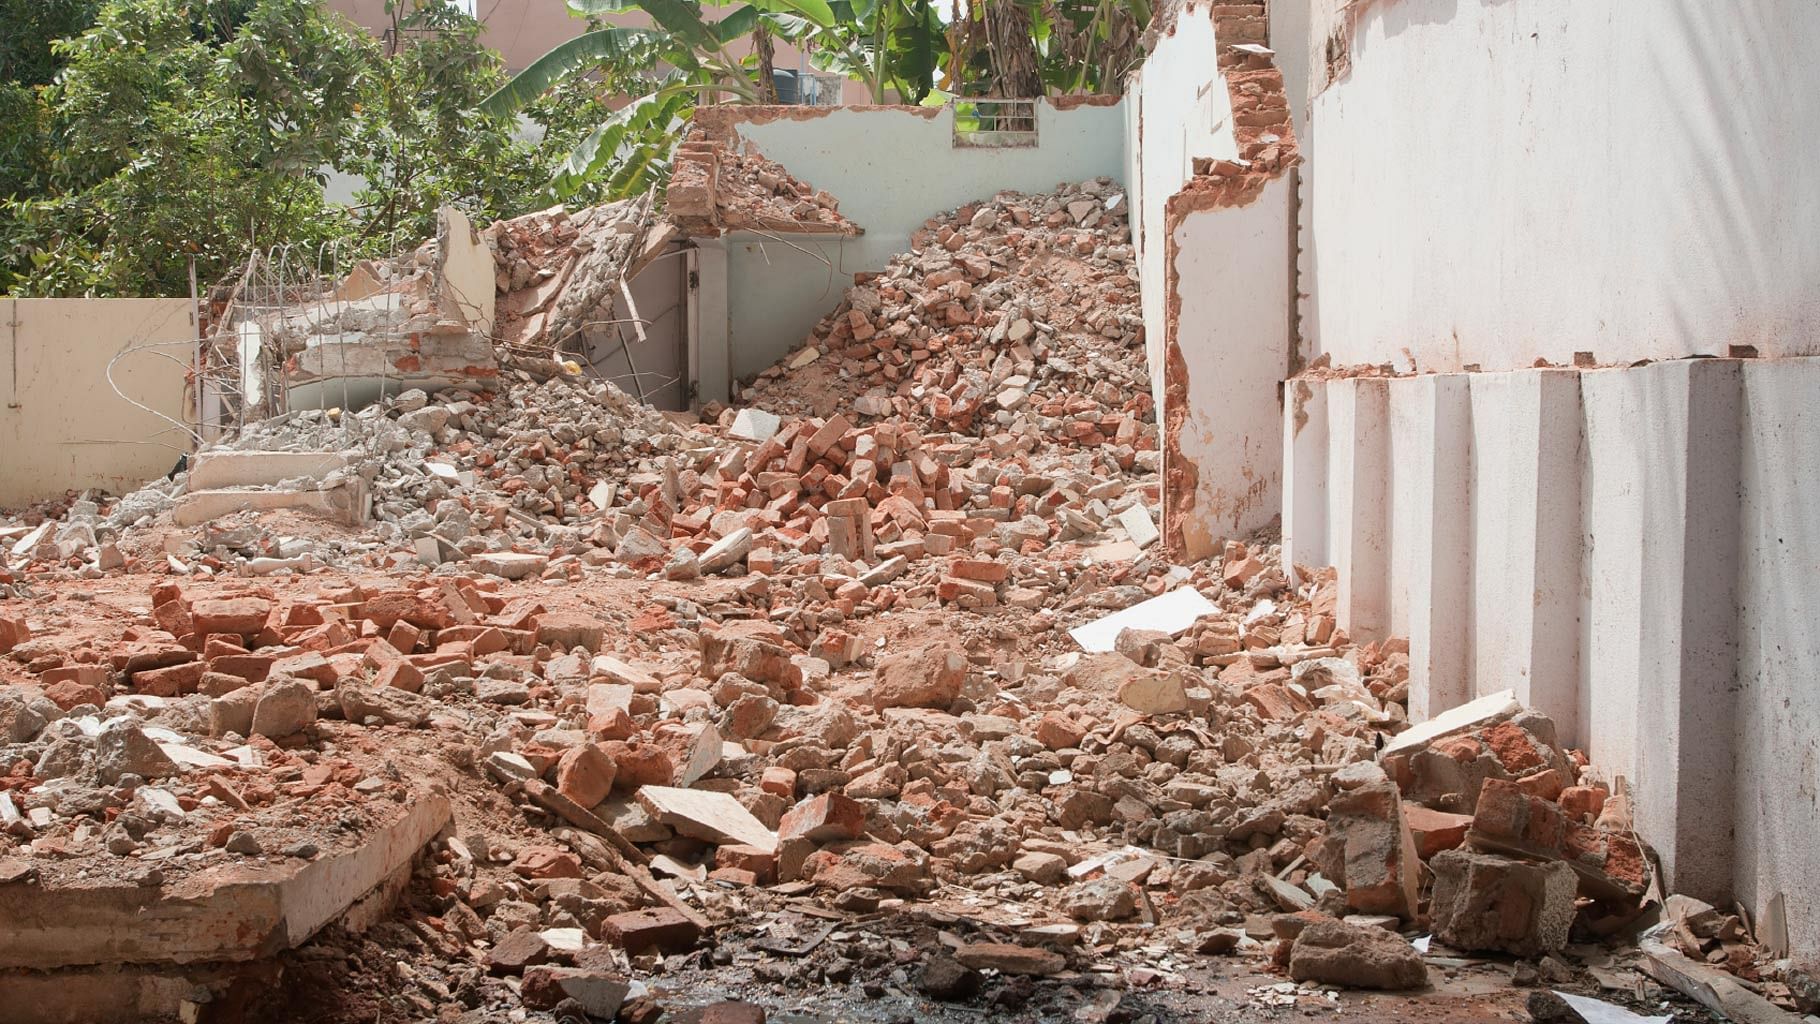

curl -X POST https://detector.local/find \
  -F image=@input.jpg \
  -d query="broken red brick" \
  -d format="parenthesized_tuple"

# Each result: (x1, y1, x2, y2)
(779, 792, 866, 843)
(1467, 777, 1567, 860)
(374, 660, 425, 693)
(190, 598, 272, 636)
(361, 591, 455, 630)
(511, 846, 583, 880)
(555, 744, 616, 808)
(601, 908, 702, 954)
(133, 661, 206, 697)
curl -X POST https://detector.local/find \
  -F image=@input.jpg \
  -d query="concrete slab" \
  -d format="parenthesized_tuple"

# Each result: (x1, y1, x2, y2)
(1380, 689, 1520, 760)
(172, 482, 368, 528)
(0, 793, 449, 970)
(186, 451, 352, 490)
(729, 408, 781, 442)
(636, 786, 777, 852)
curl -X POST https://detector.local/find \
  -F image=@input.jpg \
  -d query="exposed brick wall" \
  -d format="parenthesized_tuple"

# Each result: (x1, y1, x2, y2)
(671, 114, 865, 238)
(1157, 0, 1301, 555)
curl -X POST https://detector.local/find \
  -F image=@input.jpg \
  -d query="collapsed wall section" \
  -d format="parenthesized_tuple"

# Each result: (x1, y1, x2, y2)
(1284, 357, 1820, 955)
(1129, 0, 1299, 559)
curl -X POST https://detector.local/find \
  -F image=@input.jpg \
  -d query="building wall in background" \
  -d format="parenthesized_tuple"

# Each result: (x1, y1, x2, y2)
(0, 299, 195, 508)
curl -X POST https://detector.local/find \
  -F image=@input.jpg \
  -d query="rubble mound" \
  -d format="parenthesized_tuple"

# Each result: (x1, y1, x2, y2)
(738, 178, 1147, 454)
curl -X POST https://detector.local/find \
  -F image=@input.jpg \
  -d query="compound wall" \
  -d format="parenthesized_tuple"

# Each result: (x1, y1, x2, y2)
(0, 299, 196, 507)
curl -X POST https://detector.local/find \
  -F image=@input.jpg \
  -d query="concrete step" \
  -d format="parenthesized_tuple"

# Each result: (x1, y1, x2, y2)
(174, 450, 368, 527)
(172, 482, 369, 528)
(187, 450, 352, 490)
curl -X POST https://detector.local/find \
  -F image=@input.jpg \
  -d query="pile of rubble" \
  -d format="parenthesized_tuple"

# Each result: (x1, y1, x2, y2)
(4, 175, 1816, 1023)
(628, 178, 1159, 604)
(488, 199, 669, 351)
(0, 368, 695, 579)
(9, 524, 1798, 1022)
(11, 181, 1162, 616)
(668, 133, 860, 238)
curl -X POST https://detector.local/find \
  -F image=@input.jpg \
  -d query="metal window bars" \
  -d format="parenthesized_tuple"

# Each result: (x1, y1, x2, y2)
(952, 98, 1040, 147)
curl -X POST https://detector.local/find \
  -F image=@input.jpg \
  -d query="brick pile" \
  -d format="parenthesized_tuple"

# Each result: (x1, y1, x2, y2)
(668, 135, 860, 237)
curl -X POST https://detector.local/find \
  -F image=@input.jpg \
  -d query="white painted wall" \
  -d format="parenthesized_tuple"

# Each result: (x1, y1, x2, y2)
(704, 100, 1127, 401)
(1293, 0, 1820, 372)
(1288, 357, 1820, 953)
(1, 299, 195, 507)
(1170, 175, 1295, 555)
(1736, 358, 1820, 956)
(1125, 10, 1239, 411)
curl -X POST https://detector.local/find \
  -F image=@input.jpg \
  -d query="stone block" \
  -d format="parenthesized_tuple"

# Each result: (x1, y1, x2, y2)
(1428, 849, 1577, 957)
(1287, 918, 1427, 990)
(601, 908, 702, 954)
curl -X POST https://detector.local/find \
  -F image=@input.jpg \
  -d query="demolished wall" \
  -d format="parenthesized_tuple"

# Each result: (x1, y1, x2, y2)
(1128, 0, 1299, 559)
(1256, 0, 1820, 957)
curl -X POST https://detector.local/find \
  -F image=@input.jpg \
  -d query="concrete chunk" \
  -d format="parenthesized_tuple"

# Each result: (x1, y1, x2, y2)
(1380, 689, 1521, 759)
(729, 409, 781, 442)
(636, 786, 778, 851)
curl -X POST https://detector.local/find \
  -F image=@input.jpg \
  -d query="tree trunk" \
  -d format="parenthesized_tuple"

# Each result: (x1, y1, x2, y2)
(981, 0, 1043, 99)
(753, 24, 778, 103)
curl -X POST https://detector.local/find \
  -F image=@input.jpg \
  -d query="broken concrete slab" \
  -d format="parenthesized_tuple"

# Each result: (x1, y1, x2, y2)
(1638, 940, 1801, 1024)
(1380, 688, 1521, 759)
(729, 409, 781, 443)
(172, 483, 368, 528)
(1115, 504, 1159, 548)
(185, 451, 353, 490)
(635, 786, 778, 852)
(0, 793, 450, 970)
(1069, 588, 1217, 653)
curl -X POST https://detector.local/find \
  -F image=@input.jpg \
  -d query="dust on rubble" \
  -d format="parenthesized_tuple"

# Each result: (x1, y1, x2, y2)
(0, 180, 1794, 1024)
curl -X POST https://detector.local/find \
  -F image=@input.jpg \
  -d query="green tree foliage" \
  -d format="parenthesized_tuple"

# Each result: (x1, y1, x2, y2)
(486, 0, 1145, 202)
(338, 2, 549, 254)
(0, 1, 102, 198)
(0, 0, 576, 297)
(480, 0, 845, 203)
(2, 0, 369, 295)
